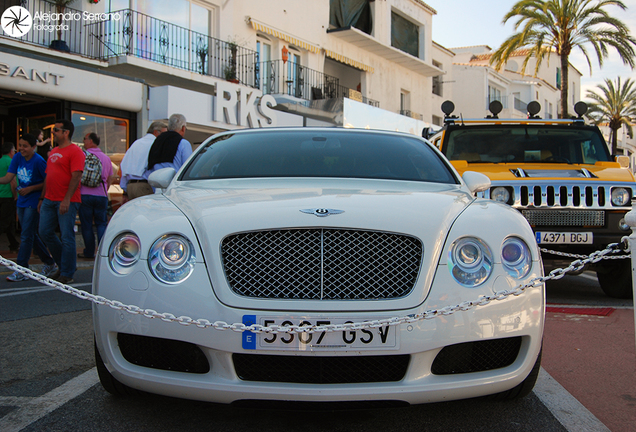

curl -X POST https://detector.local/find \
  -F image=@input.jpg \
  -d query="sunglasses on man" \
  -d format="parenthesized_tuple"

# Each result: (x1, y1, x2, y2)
(52, 127, 68, 132)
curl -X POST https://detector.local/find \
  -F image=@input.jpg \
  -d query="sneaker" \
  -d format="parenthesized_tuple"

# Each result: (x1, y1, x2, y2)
(6, 271, 28, 282)
(56, 275, 74, 284)
(41, 263, 59, 278)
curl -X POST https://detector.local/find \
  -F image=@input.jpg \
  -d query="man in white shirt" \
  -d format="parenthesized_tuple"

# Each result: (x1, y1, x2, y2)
(120, 121, 167, 200)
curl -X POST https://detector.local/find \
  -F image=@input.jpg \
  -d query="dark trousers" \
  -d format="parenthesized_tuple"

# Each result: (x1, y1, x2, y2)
(78, 194, 109, 258)
(0, 197, 19, 250)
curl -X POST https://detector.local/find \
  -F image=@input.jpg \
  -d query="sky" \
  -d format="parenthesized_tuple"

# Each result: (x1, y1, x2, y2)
(426, 0, 636, 99)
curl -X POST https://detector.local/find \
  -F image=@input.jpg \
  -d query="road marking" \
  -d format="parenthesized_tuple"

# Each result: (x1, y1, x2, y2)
(0, 368, 98, 432)
(534, 368, 610, 431)
(0, 283, 92, 298)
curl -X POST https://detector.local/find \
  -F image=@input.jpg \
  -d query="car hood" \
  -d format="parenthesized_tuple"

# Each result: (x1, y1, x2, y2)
(163, 178, 474, 311)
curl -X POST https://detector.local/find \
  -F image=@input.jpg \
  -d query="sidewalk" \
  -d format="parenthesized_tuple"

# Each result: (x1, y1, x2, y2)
(542, 306, 636, 432)
(0, 229, 95, 272)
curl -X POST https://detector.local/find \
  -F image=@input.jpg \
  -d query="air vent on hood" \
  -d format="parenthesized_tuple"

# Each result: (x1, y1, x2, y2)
(510, 168, 597, 179)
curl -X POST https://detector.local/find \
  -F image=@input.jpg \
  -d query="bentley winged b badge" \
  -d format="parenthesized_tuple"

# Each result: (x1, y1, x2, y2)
(300, 208, 345, 217)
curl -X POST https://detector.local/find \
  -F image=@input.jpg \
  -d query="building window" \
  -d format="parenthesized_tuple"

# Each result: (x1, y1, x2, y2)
(400, 90, 411, 115)
(257, 39, 273, 94)
(329, 0, 373, 35)
(432, 115, 443, 127)
(391, 11, 418, 58)
(556, 67, 561, 90)
(488, 85, 502, 106)
(286, 50, 303, 98)
(71, 112, 129, 156)
(432, 61, 443, 96)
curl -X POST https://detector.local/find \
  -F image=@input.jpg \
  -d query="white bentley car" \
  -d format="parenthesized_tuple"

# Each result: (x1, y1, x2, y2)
(93, 128, 544, 405)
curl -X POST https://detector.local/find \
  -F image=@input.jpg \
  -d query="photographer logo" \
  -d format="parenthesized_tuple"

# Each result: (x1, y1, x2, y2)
(1, 6, 32, 38)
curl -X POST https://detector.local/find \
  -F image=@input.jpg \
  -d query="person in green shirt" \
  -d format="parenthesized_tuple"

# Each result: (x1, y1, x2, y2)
(0, 142, 19, 252)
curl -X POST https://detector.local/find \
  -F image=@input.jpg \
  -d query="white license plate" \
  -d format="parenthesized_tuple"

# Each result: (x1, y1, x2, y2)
(536, 232, 593, 244)
(241, 315, 398, 351)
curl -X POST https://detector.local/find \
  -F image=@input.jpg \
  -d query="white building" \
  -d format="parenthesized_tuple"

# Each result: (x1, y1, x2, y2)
(0, 0, 453, 155)
(447, 45, 582, 120)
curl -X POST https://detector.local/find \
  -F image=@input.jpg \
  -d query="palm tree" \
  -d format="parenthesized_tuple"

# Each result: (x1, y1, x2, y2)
(585, 77, 636, 155)
(490, 0, 636, 118)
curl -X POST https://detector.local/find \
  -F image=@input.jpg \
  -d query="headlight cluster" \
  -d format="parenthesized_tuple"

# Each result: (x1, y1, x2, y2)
(109, 232, 141, 275)
(611, 187, 631, 206)
(449, 236, 531, 287)
(109, 232, 196, 284)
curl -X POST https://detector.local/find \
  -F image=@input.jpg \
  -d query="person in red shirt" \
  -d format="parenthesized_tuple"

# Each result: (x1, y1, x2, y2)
(37, 119, 85, 284)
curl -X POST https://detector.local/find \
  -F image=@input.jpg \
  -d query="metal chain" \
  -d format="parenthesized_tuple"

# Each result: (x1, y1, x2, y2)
(540, 236, 631, 260)
(0, 239, 629, 335)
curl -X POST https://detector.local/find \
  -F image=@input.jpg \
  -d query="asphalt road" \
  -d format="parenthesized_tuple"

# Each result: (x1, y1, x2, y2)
(0, 265, 627, 432)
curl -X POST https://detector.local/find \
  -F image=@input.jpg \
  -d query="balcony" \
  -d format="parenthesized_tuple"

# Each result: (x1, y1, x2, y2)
(87, 9, 258, 87)
(260, 60, 379, 107)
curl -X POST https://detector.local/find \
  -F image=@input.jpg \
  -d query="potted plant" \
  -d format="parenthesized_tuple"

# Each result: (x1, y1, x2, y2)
(196, 45, 208, 75)
(224, 40, 239, 83)
(49, 0, 75, 52)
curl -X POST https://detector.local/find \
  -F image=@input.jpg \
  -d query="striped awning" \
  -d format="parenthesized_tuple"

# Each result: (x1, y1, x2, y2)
(324, 49, 374, 73)
(248, 18, 320, 53)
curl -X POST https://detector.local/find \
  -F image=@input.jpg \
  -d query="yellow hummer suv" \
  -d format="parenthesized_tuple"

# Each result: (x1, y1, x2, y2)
(431, 100, 635, 298)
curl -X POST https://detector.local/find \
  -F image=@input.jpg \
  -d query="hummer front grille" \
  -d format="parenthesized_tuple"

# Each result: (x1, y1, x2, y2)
(481, 182, 634, 210)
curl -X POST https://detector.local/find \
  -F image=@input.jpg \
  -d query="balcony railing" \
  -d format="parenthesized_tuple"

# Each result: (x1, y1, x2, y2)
(86, 9, 258, 86)
(260, 60, 379, 107)
(400, 110, 423, 120)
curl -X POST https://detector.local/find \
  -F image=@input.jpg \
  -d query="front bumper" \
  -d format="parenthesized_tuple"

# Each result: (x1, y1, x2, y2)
(93, 256, 544, 405)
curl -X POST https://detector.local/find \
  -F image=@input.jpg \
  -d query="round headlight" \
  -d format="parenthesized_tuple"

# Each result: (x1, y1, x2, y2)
(449, 237, 493, 287)
(491, 187, 511, 204)
(109, 232, 141, 275)
(611, 188, 630, 206)
(148, 234, 196, 284)
(501, 237, 531, 278)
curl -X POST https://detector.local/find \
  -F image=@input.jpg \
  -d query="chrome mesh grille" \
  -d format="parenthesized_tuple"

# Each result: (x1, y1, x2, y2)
(521, 209, 605, 226)
(221, 229, 423, 300)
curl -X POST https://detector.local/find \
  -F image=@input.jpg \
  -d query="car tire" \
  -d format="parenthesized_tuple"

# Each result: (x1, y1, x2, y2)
(597, 260, 633, 299)
(94, 341, 140, 396)
(491, 349, 542, 400)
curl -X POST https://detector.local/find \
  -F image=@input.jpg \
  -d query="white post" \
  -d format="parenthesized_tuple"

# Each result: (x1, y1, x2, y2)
(625, 209, 636, 350)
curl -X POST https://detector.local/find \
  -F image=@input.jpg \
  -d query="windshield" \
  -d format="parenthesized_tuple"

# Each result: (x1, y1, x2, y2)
(443, 125, 611, 165)
(181, 130, 457, 184)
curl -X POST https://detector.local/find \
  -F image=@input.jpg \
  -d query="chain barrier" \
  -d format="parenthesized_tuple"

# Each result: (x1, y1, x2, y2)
(0, 238, 630, 335)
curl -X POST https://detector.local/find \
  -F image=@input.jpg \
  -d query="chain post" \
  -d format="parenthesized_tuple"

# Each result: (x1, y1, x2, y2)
(625, 209, 636, 350)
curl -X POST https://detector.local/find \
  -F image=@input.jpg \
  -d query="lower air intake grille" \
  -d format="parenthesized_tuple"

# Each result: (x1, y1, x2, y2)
(521, 209, 605, 227)
(431, 337, 522, 375)
(118, 333, 210, 374)
(222, 228, 423, 300)
(233, 354, 410, 383)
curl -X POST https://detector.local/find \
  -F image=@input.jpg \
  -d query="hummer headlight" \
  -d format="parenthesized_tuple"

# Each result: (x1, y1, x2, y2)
(491, 187, 511, 204)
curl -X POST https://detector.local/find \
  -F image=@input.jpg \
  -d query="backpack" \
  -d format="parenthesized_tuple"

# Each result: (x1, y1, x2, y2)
(81, 150, 103, 188)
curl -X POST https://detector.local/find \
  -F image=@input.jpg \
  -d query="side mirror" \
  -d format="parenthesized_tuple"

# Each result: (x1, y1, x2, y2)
(148, 167, 176, 189)
(462, 171, 491, 194)
(616, 155, 630, 169)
